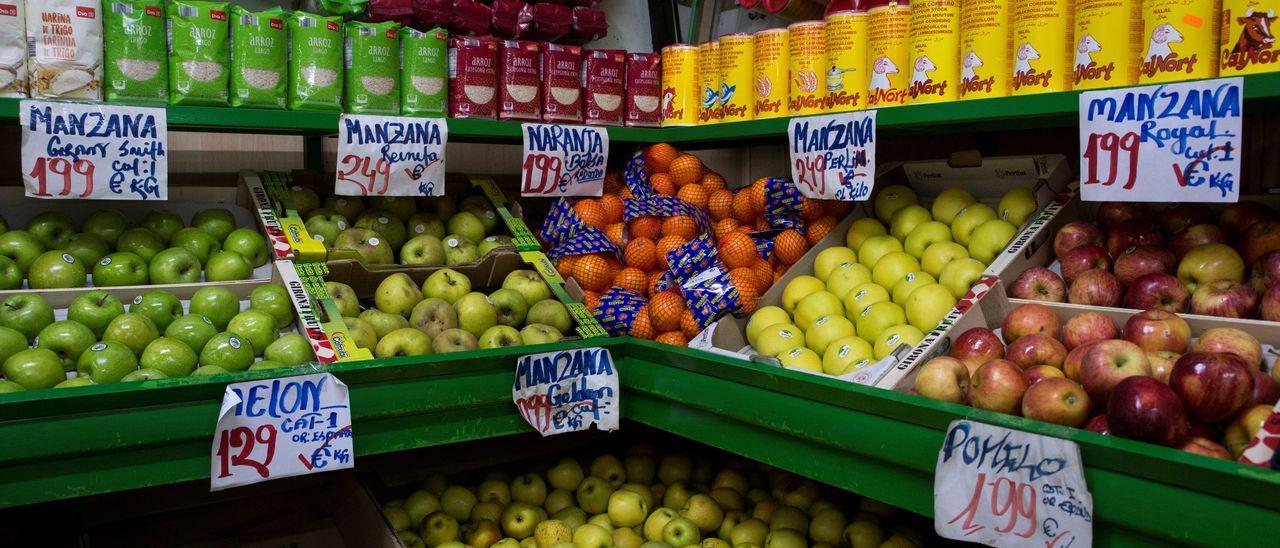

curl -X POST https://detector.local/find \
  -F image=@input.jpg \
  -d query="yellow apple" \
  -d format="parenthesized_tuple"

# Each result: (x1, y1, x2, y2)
(891, 271, 938, 304)
(949, 203, 997, 246)
(998, 187, 1037, 227)
(939, 258, 986, 299)
(873, 324, 925, 360)
(920, 242, 969, 278)
(843, 283, 890, 319)
(967, 219, 1018, 264)
(904, 283, 956, 332)
(746, 306, 792, 347)
(854, 302, 906, 343)
(888, 205, 932, 242)
(903, 221, 952, 259)
(845, 218, 888, 251)
(778, 347, 823, 372)
(754, 323, 804, 357)
(822, 336, 875, 375)
(870, 251, 920, 288)
(857, 235, 904, 269)
(931, 188, 977, 225)
(813, 247, 858, 281)
(781, 276, 826, 315)
(794, 291, 844, 331)
(873, 185, 919, 223)
(824, 262, 873, 300)
(805, 315, 856, 355)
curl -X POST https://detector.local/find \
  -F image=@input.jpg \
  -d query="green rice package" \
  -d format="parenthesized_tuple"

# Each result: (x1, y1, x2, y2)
(104, 0, 169, 104)
(230, 6, 286, 109)
(288, 11, 344, 111)
(168, 0, 231, 106)
(400, 27, 448, 117)
(344, 20, 400, 114)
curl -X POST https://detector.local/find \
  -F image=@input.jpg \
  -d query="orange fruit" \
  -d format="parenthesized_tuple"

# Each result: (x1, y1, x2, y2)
(574, 199, 607, 228)
(713, 218, 740, 239)
(574, 254, 615, 292)
(603, 171, 623, 194)
(750, 260, 774, 292)
(656, 235, 686, 269)
(676, 184, 709, 208)
(662, 215, 698, 240)
(649, 290, 687, 332)
(801, 198, 826, 221)
(750, 179, 767, 215)
(737, 225, 754, 234)
(670, 154, 704, 186)
(679, 310, 701, 339)
(707, 189, 735, 220)
(729, 267, 759, 294)
(630, 306, 655, 339)
(773, 263, 788, 279)
(647, 270, 667, 297)
(598, 194, 625, 224)
(605, 223, 626, 246)
(824, 199, 853, 217)
(701, 172, 726, 190)
(583, 290, 602, 313)
(557, 255, 580, 278)
(651, 173, 676, 196)
(730, 271, 759, 315)
(755, 217, 770, 231)
(773, 229, 808, 265)
(644, 143, 679, 173)
(629, 216, 662, 240)
(806, 215, 838, 245)
(614, 267, 649, 294)
(624, 237, 658, 270)
(719, 232, 759, 269)
(656, 331, 689, 347)
(732, 190, 756, 223)
(619, 187, 634, 200)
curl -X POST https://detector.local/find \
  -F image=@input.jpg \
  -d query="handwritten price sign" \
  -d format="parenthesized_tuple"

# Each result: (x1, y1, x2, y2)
(787, 111, 876, 201)
(521, 124, 609, 197)
(210, 373, 353, 491)
(1079, 77, 1242, 203)
(19, 100, 167, 200)
(935, 420, 1093, 547)
(336, 114, 448, 197)
(513, 347, 618, 436)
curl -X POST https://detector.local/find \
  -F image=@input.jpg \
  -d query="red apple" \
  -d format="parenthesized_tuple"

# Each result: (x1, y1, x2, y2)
(1022, 378, 1092, 427)
(1189, 280, 1258, 318)
(1178, 437, 1232, 460)
(1249, 250, 1280, 294)
(1192, 327, 1263, 369)
(1010, 267, 1067, 302)
(1106, 218, 1165, 257)
(1081, 339, 1153, 401)
(1060, 245, 1111, 284)
(1062, 312, 1119, 350)
(1121, 309, 1191, 353)
(1146, 351, 1180, 384)
(1068, 269, 1122, 307)
(1054, 221, 1105, 259)
(914, 356, 971, 404)
(1218, 200, 1276, 237)
(1096, 202, 1146, 231)
(1004, 333, 1068, 369)
(1169, 224, 1230, 260)
(950, 327, 1005, 374)
(1251, 368, 1280, 406)
(969, 359, 1030, 415)
(1114, 245, 1175, 287)
(1240, 220, 1280, 266)
(1160, 203, 1214, 235)
(1002, 303, 1061, 343)
(1063, 341, 1099, 382)
(1107, 376, 1189, 446)
(1124, 273, 1190, 312)
(1084, 414, 1111, 435)
(1024, 364, 1066, 384)
(1169, 352, 1255, 422)
(1263, 285, 1280, 322)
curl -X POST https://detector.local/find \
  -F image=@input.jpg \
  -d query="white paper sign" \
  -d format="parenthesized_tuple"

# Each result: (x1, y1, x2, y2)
(211, 372, 353, 491)
(521, 123, 609, 197)
(513, 347, 618, 436)
(336, 114, 448, 197)
(787, 110, 877, 200)
(935, 420, 1093, 547)
(19, 100, 168, 200)
(1079, 77, 1242, 203)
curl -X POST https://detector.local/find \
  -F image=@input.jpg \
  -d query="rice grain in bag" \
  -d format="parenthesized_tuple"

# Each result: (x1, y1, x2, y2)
(449, 35, 498, 119)
(541, 43, 582, 123)
(104, 0, 167, 103)
(345, 20, 400, 114)
(26, 0, 103, 99)
(168, 0, 230, 106)
(401, 27, 447, 116)
(625, 52, 660, 127)
(584, 49, 624, 126)
(0, 1, 27, 97)
(230, 6, 285, 109)
(288, 12, 343, 111)
(498, 39, 541, 121)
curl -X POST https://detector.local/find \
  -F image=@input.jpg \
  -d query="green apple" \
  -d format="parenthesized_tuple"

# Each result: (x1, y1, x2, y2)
(661, 517, 700, 547)
(343, 316, 378, 351)
(149, 247, 202, 284)
(200, 332, 255, 371)
(511, 472, 548, 505)
(0, 294, 55, 342)
(854, 302, 905, 343)
(520, 323, 563, 346)
(825, 262, 873, 300)
(0, 256, 21, 289)
(28, 251, 85, 289)
(857, 235, 904, 269)
(729, 519, 769, 547)
(442, 485, 480, 522)
(410, 298, 458, 341)
(479, 325, 523, 349)
(888, 205, 932, 241)
(873, 185, 919, 224)
(227, 310, 277, 356)
(422, 268, 471, 304)
(479, 235, 513, 255)
(68, 290, 125, 339)
(822, 336, 875, 375)
(25, 211, 76, 249)
(939, 257, 986, 299)
(0, 380, 22, 393)
(931, 189, 978, 227)
(679, 493, 724, 533)
(920, 242, 969, 278)
(620, 482, 655, 507)
(190, 286, 241, 330)
(223, 228, 269, 267)
(545, 491, 576, 517)
(326, 281, 361, 317)
(905, 283, 956, 333)
(443, 234, 480, 265)
(356, 209, 408, 250)
(401, 235, 446, 266)
(421, 511, 460, 546)
(447, 211, 487, 245)
(527, 300, 572, 335)
(499, 502, 542, 540)
(644, 508, 678, 542)
(264, 333, 316, 365)
(871, 252, 920, 289)
(0, 230, 46, 273)
(502, 270, 552, 306)
(763, 529, 805, 548)
(165, 314, 218, 354)
(330, 228, 395, 265)
(813, 247, 857, 282)
(403, 490, 442, 525)
(305, 214, 346, 245)
(794, 291, 843, 331)
(547, 457, 585, 491)
(573, 524, 612, 548)
(371, 196, 417, 221)
(116, 228, 165, 262)
(461, 196, 500, 233)
(455, 292, 498, 337)
(249, 285, 294, 330)
(432, 328, 479, 353)
(142, 210, 184, 242)
(407, 213, 446, 240)
(753, 323, 803, 358)
(54, 377, 94, 388)
(170, 227, 221, 265)
(93, 252, 149, 286)
(130, 290, 183, 332)
(845, 218, 889, 253)
(608, 489, 650, 528)
(287, 186, 322, 215)
(36, 320, 95, 370)
(374, 327, 432, 358)
(476, 479, 510, 506)
(804, 315, 856, 355)
(325, 195, 366, 221)
(361, 309, 410, 339)
(250, 361, 288, 374)
(890, 271, 937, 305)
(65, 232, 109, 266)
(77, 341, 139, 383)
(843, 519, 885, 548)
(745, 306, 792, 347)
(375, 273, 424, 317)
(949, 203, 997, 246)
(968, 218, 1017, 264)
(0, 326, 27, 365)
(903, 221, 951, 259)
(191, 365, 228, 376)
(873, 324, 924, 360)
(769, 506, 808, 534)
(103, 313, 160, 357)
(591, 454, 626, 486)
(140, 337, 198, 377)
(998, 187, 1037, 227)
(490, 289, 529, 327)
(2, 348, 65, 389)
(781, 275, 825, 315)
(82, 209, 128, 245)
(191, 208, 237, 243)
(778, 347, 823, 372)
(576, 477, 615, 514)
(120, 368, 168, 381)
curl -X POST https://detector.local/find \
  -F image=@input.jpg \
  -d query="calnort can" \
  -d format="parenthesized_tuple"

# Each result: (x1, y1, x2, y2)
(825, 10, 868, 112)
(719, 33, 755, 121)
(788, 20, 827, 115)
(698, 41, 723, 124)
(753, 28, 790, 119)
(908, 0, 960, 104)
(1221, 0, 1279, 75)
(867, 0, 911, 108)
(960, 0, 1011, 99)
(661, 44, 699, 127)
(1011, 0, 1074, 95)
(1074, 0, 1143, 89)
(1140, 0, 1220, 83)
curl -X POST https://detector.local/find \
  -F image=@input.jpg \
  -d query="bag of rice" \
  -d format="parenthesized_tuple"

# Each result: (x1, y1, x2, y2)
(498, 39, 541, 121)
(230, 6, 285, 109)
(540, 43, 581, 123)
(344, 20, 400, 114)
(26, 0, 103, 99)
(400, 26, 447, 117)
(168, 0, 230, 106)
(448, 35, 498, 119)
(104, 0, 167, 103)
(0, 1, 26, 97)
(288, 11, 344, 111)
(584, 49, 624, 126)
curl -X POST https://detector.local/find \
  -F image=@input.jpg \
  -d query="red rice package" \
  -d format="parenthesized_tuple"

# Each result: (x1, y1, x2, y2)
(566, 7, 608, 45)
(499, 40, 542, 121)
(584, 49, 625, 126)
(368, 0, 414, 25)
(448, 36, 498, 119)
(449, 0, 491, 36)
(529, 3, 572, 42)
(540, 43, 582, 123)
(625, 52, 661, 127)
(491, 0, 532, 38)
(412, 0, 451, 29)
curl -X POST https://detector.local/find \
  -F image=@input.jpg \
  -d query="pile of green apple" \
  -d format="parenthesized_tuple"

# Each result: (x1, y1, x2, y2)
(0, 207, 269, 289)
(0, 285, 313, 393)
(288, 187, 513, 266)
(742, 185, 1034, 376)
(325, 268, 573, 357)
(380, 445, 933, 548)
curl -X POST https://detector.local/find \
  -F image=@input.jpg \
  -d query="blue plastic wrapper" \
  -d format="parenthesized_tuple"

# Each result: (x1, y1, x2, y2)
(546, 224, 620, 259)
(622, 150, 657, 199)
(748, 230, 779, 261)
(624, 196, 712, 233)
(763, 177, 804, 231)
(595, 287, 645, 336)
(540, 197, 588, 248)
(665, 233, 719, 282)
(678, 266, 743, 325)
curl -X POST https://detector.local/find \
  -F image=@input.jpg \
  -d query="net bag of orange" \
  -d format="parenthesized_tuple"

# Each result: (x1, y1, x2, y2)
(594, 287, 646, 336)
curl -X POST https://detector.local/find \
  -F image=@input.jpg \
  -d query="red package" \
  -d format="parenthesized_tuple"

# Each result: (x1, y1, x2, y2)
(450, 0, 492, 36)
(529, 3, 573, 42)
(491, 0, 533, 38)
(499, 40, 542, 121)
(412, 0, 451, 29)
(449, 36, 499, 119)
(566, 7, 608, 45)
(584, 49, 625, 126)
(368, 0, 415, 26)
(625, 52, 661, 127)
(540, 43, 583, 123)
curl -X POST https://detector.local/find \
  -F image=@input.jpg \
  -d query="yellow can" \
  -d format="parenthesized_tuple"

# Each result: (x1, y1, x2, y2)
(719, 33, 756, 121)
(661, 44, 700, 127)
(788, 20, 827, 115)
(960, 0, 1011, 99)
(698, 41, 723, 124)
(1221, 0, 1280, 75)
(1074, 0, 1143, 89)
(1140, 0, 1220, 82)
(753, 28, 790, 119)
(867, 1, 912, 108)
(825, 10, 868, 112)
(1011, 0, 1074, 95)
(908, 0, 960, 104)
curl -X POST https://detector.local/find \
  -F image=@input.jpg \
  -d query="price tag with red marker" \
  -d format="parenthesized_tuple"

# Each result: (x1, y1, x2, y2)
(787, 110, 876, 201)
(521, 123, 609, 197)
(20, 100, 168, 200)
(210, 372, 353, 491)
(336, 114, 448, 197)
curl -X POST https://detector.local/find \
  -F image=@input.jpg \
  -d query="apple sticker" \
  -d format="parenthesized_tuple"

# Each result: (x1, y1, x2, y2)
(780, 330, 794, 339)
(837, 345, 850, 358)
(415, 225, 425, 233)
(815, 316, 829, 326)
(447, 238, 459, 247)
(368, 237, 380, 246)
(886, 334, 900, 346)
(291, 185, 301, 191)
(378, 217, 389, 224)
(100, 257, 111, 266)
(91, 343, 106, 351)
(61, 253, 75, 263)
(787, 348, 803, 357)
(202, 317, 213, 324)
(314, 234, 325, 242)
(229, 337, 241, 349)
(337, 198, 347, 205)
(860, 306, 871, 317)
(134, 296, 143, 304)
(337, 221, 347, 229)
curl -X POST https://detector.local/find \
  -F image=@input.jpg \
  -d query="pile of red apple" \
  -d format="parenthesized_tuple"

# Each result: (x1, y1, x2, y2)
(1011, 201, 1280, 321)
(914, 302, 1279, 460)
